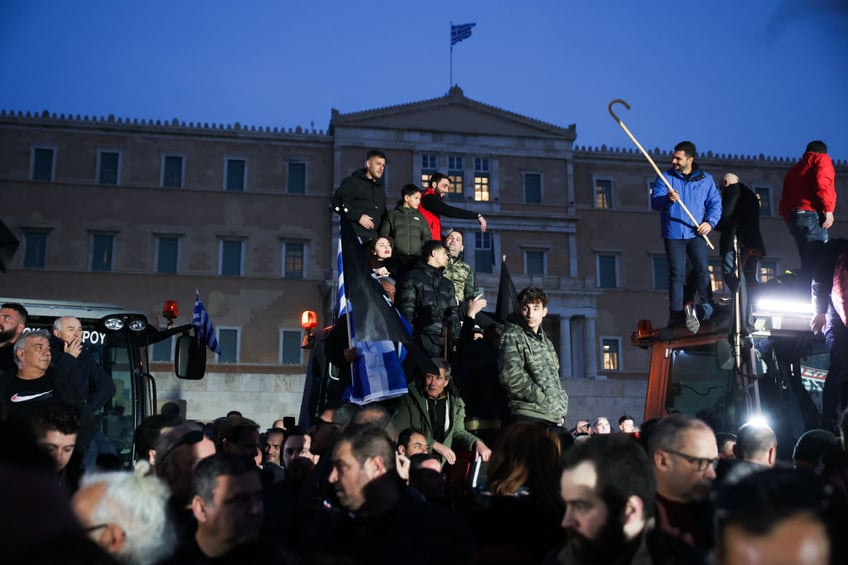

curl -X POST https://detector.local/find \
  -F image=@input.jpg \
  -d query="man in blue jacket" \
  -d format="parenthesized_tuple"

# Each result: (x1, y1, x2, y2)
(651, 141, 722, 332)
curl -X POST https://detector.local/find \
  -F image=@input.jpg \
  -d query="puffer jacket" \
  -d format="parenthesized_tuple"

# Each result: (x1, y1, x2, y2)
(380, 205, 431, 257)
(396, 263, 459, 343)
(393, 379, 479, 452)
(650, 166, 721, 240)
(497, 316, 568, 423)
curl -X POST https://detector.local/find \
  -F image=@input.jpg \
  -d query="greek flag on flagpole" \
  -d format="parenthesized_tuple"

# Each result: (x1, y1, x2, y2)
(337, 236, 348, 317)
(193, 291, 221, 354)
(451, 22, 476, 45)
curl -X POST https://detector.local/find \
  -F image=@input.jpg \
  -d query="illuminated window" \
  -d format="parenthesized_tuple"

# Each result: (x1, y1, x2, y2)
(601, 338, 620, 371)
(448, 155, 464, 199)
(473, 157, 490, 201)
(420, 154, 437, 188)
(595, 179, 612, 209)
(759, 260, 777, 283)
(709, 259, 724, 293)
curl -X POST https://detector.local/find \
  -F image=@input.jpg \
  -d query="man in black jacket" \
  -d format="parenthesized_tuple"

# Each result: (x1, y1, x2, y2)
(332, 150, 388, 241)
(397, 240, 459, 359)
(715, 173, 766, 293)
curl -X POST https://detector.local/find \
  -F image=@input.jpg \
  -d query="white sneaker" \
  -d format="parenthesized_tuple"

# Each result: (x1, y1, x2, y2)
(684, 303, 700, 334)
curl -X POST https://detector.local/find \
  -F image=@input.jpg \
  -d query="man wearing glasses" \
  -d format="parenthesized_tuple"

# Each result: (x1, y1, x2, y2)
(647, 414, 718, 550)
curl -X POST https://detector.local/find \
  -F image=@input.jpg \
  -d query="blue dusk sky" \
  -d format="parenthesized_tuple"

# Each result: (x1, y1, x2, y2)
(2, 0, 847, 161)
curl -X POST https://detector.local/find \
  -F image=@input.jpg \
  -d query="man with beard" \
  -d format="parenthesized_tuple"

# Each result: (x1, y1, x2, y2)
(332, 149, 388, 242)
(419, 173, 487, 241)
(648, 414, 718, 550)
(550, 435, 703, 565)
(0, 303, 28, 377)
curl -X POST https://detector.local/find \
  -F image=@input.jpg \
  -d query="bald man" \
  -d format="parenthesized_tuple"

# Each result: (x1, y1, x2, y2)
(714, 173, 766, 293)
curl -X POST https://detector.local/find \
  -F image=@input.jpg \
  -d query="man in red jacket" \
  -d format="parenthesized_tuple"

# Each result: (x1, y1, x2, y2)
(419, 172, 487, 240)
(780, 140, 836, 276)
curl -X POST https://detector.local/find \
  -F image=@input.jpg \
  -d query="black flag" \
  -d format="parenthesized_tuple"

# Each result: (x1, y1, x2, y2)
(496, 254, 519, 323)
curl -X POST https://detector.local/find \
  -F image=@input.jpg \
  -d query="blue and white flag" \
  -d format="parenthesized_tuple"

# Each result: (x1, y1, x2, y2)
(337, 219, 410, 404)
(451, 22, 476, 46)
(193, 291, 221, 355)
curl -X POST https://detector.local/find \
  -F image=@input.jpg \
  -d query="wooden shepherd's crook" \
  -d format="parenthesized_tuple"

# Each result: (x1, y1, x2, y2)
(607, 99, 714, 250)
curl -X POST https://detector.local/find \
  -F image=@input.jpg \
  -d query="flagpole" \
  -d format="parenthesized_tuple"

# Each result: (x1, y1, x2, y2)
(449, 20, 453, 88)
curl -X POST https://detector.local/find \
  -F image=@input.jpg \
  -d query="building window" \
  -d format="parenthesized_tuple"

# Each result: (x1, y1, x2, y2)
(420, 154, 437, 188)
(97, 151, 120, 185)
(162, 155, 184, 188)
(287, 162, 306, 194)
(280, 329, 303, 365)
(23, 230, 48, 269)
(91, 233, 114, 272)
(754, 187, 772, 217)
(474, 231, 493, 274)
(524, 173, 542, 204)
(597, 255, 618, 289)
(709, 259, 724, 293)
(473, 157, 490, 202)
(652, 257, 669, 291)
(31, 147, 55, 181)
(217, 328, 240, 364)
(283, 241, 305, 279)
(225, 158, 246, 192)
(156, 236, 180, 274)
(447, 155, 464, 200)
(151, 330, 173, 362)
(220, 240, 243, 276)
(601, 338, 621, 371)
(525, 250, 546, 276)
(758, 260, 777, 284)
(595, 178, 612, 209)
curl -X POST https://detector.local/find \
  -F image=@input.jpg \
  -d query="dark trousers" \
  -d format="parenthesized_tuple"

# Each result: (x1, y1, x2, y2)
(787, 210, 828, 279)
(665, 237, 711, 313)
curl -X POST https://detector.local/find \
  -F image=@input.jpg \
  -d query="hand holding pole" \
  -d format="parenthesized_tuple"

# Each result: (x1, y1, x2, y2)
(608, 99, 714, 250)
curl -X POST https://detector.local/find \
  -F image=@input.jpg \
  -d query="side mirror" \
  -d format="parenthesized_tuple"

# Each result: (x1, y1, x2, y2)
(175, 334, 206, 380)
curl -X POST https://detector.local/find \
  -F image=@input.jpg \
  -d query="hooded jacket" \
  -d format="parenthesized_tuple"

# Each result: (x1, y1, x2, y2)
(380, 205, 431, 257)
(650, 166, 721, 240)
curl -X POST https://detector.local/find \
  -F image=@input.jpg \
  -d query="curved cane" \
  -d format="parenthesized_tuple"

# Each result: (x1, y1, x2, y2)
(608, 99, 714, 250)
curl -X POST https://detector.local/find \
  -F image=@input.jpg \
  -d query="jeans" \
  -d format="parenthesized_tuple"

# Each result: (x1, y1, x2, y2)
(665, 237, 711, 315)
(787, 210, 828, 276)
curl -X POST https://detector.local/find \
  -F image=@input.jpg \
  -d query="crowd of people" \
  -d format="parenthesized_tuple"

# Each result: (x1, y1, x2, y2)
(0, 139, 844, 564)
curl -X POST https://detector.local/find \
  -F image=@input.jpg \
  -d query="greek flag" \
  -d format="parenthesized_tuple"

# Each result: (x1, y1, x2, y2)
(337, 219, 410, 404)
(193, 291, 221, 355)
(451, 22, 476, 45)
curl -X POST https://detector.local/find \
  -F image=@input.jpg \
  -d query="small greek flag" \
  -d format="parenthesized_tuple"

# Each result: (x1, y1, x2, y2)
(451, 22, 476, 46)
(193, 291, 221, 355)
